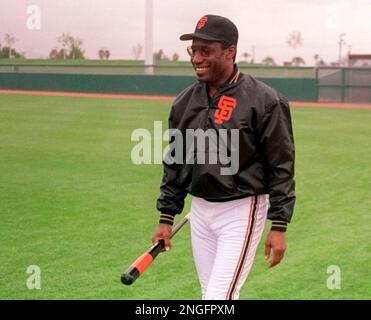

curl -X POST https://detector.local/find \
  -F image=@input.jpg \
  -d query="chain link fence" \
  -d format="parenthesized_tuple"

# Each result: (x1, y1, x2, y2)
(317, 67, 371, 103)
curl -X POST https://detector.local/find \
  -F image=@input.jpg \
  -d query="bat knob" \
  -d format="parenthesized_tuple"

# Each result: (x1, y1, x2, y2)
(121, 267, 140, 285)
(121, 273, 134, 285)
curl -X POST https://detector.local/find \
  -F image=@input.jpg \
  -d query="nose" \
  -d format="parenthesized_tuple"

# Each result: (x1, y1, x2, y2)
(191, 51, 203, 64)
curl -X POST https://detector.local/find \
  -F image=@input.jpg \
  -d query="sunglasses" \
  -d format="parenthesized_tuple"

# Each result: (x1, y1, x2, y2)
(187, 45, 216, 58)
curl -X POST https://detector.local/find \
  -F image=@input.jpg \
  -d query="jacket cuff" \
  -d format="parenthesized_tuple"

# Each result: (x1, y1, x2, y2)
(270, 220, 288, 232)
(159, 213, 175, 226)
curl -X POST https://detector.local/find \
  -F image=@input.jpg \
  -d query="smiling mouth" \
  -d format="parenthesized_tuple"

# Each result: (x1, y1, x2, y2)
(195, 66, 209, 73)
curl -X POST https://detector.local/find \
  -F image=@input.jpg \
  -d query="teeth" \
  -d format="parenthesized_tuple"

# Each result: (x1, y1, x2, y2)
(196, 67, 208, 71)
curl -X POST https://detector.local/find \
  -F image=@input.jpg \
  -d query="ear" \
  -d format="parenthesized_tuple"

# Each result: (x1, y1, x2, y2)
(225, 45, 236, 61)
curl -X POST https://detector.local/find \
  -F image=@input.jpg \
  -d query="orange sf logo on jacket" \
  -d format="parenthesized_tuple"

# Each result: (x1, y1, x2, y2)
(214, 95, 237, 125)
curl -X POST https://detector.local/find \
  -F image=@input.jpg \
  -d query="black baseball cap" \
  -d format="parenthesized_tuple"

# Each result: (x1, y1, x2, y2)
(180, 15, 239, 45)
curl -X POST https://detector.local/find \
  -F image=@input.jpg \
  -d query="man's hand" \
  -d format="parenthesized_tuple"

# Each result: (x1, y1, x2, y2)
(151, 223, 172, 252)
(264, 231, 287, 268)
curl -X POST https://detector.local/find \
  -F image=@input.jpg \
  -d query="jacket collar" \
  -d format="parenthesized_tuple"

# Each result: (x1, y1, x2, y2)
(224, 64, 241, 85)
(203, 64, 241, 100)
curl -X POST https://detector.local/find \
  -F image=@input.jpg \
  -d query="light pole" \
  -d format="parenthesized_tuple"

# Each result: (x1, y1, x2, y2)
(251, 45, 255, 64)
(338, 33, 346, 66)
(145, 0, 154, 75)
(347, 45, 352, 66)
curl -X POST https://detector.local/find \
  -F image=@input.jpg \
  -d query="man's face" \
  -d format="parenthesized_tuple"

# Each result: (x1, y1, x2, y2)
(188, 39, 234, 84)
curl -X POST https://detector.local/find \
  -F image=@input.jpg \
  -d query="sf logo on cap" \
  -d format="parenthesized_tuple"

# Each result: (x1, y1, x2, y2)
(197, 16, 208, 29)
(214, 96, 237, 125)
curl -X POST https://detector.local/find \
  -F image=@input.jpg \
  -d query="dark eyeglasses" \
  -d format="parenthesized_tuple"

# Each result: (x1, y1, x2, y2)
(187, 45, 216, 58)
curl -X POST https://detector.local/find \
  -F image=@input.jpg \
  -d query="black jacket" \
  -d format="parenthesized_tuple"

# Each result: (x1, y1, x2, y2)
(157, 70, 295, 231)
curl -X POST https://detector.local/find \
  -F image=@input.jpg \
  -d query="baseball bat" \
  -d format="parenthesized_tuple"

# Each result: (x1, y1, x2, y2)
(121, 213, 190, 285)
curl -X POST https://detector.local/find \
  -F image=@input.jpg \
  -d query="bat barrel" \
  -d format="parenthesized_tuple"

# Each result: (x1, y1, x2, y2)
(121, 240, 164, 286)
(121, 215, 189, 286)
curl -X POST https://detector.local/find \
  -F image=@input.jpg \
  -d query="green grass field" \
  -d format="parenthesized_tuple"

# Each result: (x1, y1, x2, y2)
(0, 93, 370, 300)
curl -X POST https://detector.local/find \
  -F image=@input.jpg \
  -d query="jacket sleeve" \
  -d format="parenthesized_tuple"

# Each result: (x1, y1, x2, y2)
(156, 108, 189, 225)
(257, 96, 296, 232)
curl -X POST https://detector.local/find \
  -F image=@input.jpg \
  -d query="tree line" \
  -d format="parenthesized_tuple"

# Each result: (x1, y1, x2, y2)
(0, 34, 24, 58)
(0, 31, 330, 66)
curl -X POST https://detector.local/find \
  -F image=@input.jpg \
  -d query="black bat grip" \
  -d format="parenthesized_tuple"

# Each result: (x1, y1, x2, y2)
(149, 239, 164, 257)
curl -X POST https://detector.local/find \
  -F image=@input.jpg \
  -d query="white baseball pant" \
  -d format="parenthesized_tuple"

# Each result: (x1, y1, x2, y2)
(189, 194, 269, 300)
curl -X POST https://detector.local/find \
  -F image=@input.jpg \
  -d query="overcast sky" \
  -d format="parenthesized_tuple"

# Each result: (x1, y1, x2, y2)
(1, 0, 370, 65)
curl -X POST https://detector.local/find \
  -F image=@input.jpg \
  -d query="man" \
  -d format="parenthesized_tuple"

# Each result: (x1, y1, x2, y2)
(152, 14, 295, 300)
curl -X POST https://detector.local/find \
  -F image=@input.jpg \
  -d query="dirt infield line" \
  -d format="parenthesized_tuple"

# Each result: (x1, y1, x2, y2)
(1, 89, 371, 110)
(0, 89, 175, 102)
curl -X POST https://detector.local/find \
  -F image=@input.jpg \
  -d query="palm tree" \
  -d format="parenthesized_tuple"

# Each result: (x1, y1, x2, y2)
(172, 53, 179, 62)
(241, 52, 250, 63)
(98, 48, 106, 60)
(132, 44, 143, 60)
(292, 56, 305, 66)
(262, 56, 276, 65)
(104, 50, 110, 60)
(287, 31, 303, 59)
(313, 54, 319, 66)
